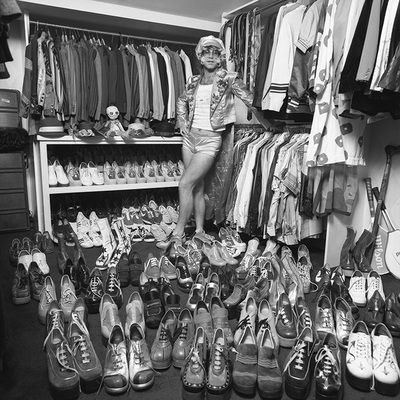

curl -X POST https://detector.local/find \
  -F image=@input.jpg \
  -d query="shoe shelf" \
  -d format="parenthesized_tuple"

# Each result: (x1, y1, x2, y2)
(33, 134, 183, 235)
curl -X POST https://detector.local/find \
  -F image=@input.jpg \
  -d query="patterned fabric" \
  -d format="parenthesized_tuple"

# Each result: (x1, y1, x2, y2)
(305, 0, 366, 167)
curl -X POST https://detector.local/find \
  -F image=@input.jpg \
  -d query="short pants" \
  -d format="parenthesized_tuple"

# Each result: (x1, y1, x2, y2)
(182, 127, 222, 158)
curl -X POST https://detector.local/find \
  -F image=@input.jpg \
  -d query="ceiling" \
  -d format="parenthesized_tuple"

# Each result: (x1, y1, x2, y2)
(91, 0, 252, 23)
(19, 0, 254, 44)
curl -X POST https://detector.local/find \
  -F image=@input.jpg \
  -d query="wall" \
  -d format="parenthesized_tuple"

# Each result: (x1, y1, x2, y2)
(325, 118, 400, 269)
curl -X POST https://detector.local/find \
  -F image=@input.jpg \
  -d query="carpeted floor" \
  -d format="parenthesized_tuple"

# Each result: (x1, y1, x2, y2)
(0, 227, 399, 400)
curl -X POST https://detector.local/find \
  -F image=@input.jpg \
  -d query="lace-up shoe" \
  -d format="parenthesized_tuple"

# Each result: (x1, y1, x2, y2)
(334, 297, 355, 349)
(371, 323, 400, 396)
(293, 297, 318, 348)
(367, 270, 385, 301)
(364, 289, 385, 331)
(84, 267, 104, 314)
(159, 255, 177, 280)
(346, 320, 373, 391)
(28, 261, 45, 301)
(234, 294, 257, 348)
(105, 266, 123, 308)
(315, 332, 342, 400)
(172, 308, 195, 368)
(140, 253, 161, 286)
(257, 298, 279, 347)
(38, 275, 57, 325)
(67, 311, 102, 393)
(206, 328, 232, 399)
(284, 327, 316, 399)
(44, 301, 80, 400)
(275, 292, 297, 348)
(175, 255, 193, 293)
(103, 324, 129, 394)
(12, 263, 31, 305)
(315, 294, 336, 340)
(233, 325, 257, 396)
(150, 309, 177, 369)
(194, 300, 213, 346)
(348, 270, 366, 307)
(60, 274, 77, 322)
(181, 326, 207, 399)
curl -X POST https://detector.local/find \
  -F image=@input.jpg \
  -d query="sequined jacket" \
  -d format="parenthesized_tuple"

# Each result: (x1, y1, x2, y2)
(176, 69, 254, 132)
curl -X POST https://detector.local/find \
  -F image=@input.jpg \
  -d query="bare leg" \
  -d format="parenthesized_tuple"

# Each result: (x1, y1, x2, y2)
(193, 179, 205, 232)
(173, 150, 215, 237)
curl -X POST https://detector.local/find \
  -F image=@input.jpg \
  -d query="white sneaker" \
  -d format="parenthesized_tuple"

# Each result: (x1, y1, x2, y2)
(150, 224, 168, 242)
(54, 159, 69, 186)
(346, 321, 373, 391)
(371, 323, 400, 396)
(159, 205, 172, 224)
(76, 211, 90, 234)
(48, 160, 57, 187)
(89, 211, 100, 232)
(143, 161, 156, 183)
(88, 161, 104, 185)
(133, 162, 146, 183)
(77, 231, 94, 248)
(148, 200, 159, 211)
(79, 162, 93, 186)
(124, 165, 137, 184)
(167, 205, 179, 224)
(151, 160, 165, 182)
(88, 230, 102, 247)
(349, 270, 367, 307)
(367, 270, 385, 301)
(160, 161, 175, 182)
(31, 248, 50, 275)
(18, 249, 32, 271)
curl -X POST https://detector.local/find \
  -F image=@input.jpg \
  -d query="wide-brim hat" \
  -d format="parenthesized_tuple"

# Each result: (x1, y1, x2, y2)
(195, 35, 226, 60)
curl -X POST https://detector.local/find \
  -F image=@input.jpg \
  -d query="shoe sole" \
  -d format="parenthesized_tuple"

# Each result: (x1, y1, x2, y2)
(182, 386, 205, 400)
(130, 375, 155, 390)
(345, 368, 372, 392)
(49, 379, 80, 400)
(258, 387, 283, 400)
(12, 296, 31, 305)
(232, 380, 256, 397)
(285, 381, 311, 400)
(277, 335, 296, 348)
(104, 381, 129, 395)
(206, 386, 232, 400)
(80, 374, 102, 393)
(151, 359, 172, 370)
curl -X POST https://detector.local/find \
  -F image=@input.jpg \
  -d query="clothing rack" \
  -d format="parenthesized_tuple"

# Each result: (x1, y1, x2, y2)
(29, 20, 197, 47)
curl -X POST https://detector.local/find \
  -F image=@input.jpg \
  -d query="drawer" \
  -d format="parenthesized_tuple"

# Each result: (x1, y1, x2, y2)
(0, 171, 25, 189)
(0, 191, 27, 210)
(0, 111, 20, 128)
(0, 152, 24, 169)
(0, 210, 30, 232)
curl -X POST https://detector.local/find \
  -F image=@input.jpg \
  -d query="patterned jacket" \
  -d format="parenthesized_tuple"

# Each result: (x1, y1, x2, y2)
(176, 69, 254, 132)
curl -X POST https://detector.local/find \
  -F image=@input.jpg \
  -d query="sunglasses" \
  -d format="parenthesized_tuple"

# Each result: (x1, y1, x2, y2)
(202, 47, 221, 57)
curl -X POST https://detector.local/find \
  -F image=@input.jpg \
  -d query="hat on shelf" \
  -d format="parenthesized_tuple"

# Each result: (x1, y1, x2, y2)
(153, 120, 176, 137)
(38, 117, 65, 136)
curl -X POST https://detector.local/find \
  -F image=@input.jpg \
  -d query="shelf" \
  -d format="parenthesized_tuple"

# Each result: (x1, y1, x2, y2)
(48, 181, 179, 194)
(37, 135, 183, 146)
(222, 0, 285, 20)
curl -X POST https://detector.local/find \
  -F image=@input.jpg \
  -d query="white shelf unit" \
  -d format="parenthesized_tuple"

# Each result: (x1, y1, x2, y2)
(34, 135, 183, 234)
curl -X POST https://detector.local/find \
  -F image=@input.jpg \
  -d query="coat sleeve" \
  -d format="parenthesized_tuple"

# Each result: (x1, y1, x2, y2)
(231, 74, 255, 111)
(175, 82, 189, 130)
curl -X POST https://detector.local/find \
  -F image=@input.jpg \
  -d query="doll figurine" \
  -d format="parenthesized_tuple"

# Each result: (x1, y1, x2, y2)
(103, 105, 128, 139)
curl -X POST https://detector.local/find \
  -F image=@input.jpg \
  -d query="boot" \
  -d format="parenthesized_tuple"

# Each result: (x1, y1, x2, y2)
(57, 232, 69, 275)
(352, 229, 375, 275)
(108, 219, 130, 267)
(72, 232, 90, 293)
(96, 217, 117, 270)
(339, 226, 356, 277)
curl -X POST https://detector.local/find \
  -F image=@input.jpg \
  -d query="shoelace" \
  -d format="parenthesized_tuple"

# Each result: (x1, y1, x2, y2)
(56, 341, 79, 373)
(315, 345, 338, 376)
(107, 343, 124, 371)
(18, 273, 29, 289)
(355, 333, 371, 359)
(284, 340, 307, 372)
(374, 337, 400, 375)
(62, 287, 76, 305)
(89, 276, 103, 297)
(72, 334, 91, 364)
(298, 309, 312, 329)
(348, 276, 364, 292)
(367, 276, 382, 295)
(240, 254, 255, 271)
(339, 313, 352, 334)
(43, 287, 55, 304)
(176, 323, 188, 341)
(236, 314, 253, 331)
(107, 272, 120, 293)
(43, 308, 64, 349)
(319, 308, 333, 330)
(212, 344, 228, 372)
(247, 262, 259, 277)
(158, 325, 172, 344)
(257, 318, 271, 336)
(277, 306, 290, 325)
